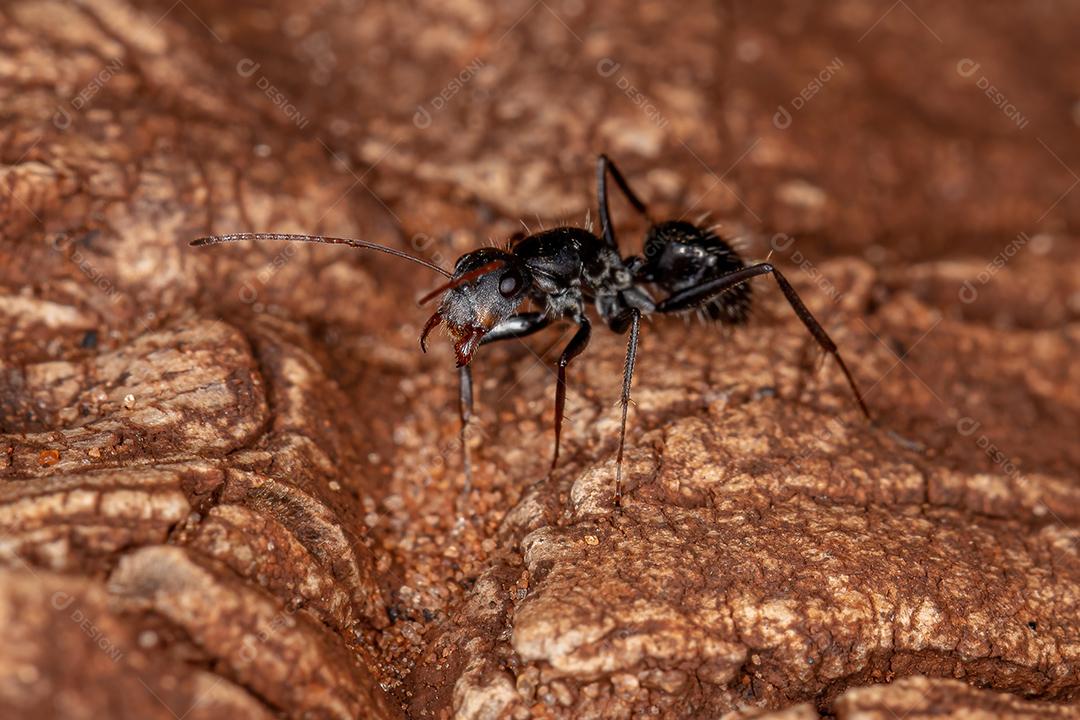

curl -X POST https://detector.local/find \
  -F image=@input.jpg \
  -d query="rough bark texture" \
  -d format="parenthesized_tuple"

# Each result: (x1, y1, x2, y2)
(1, 1, 1079, 719)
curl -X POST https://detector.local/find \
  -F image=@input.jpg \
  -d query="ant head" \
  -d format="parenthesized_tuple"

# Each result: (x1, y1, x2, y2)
(420, 248, 532, 367)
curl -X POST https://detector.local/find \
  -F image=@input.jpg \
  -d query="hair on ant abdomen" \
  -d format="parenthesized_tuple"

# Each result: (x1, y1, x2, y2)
(192, 155, 870, 507)
(638, 219, 753, 326)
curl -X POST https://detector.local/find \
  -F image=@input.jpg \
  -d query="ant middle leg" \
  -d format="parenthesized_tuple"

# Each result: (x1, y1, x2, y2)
(552, 319, 592, 470)
(467, 311, 593, 474)
(597, 155, 651, 249)
(656, 263, 871, 418)
(611, 309, 641, 507)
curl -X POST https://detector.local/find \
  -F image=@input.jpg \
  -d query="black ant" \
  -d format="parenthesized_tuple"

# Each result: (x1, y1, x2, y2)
(192, 156, 870, 506)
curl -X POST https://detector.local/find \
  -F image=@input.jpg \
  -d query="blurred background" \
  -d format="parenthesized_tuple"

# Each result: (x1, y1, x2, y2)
(175, 0, 1080, 258)
(10, 1, 1078, 326)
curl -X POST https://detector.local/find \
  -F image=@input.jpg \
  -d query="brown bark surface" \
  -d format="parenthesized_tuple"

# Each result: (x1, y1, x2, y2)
(1, 1, 1078, 718)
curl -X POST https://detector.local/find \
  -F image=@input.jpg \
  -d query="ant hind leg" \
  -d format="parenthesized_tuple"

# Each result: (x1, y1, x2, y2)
(656, 263, 870, 419)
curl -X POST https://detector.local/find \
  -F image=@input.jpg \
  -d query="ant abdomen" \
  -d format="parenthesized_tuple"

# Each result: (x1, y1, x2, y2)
(637, 220, 752, 325)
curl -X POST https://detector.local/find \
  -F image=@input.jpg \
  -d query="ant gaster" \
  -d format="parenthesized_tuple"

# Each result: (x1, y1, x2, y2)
(192, 156, 870, 506)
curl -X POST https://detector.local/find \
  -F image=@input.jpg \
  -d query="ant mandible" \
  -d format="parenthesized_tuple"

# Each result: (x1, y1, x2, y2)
(192, 155, 870, 506)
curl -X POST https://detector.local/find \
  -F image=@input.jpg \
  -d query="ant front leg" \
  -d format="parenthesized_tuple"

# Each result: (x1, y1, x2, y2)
(656, 263, 871, 419)
(479, 312, 551, 345)
(597, 154, 651, 249)
(458, 365, 474, 494)
(552, 319, 592, 470)
(456, 312, 553, 495)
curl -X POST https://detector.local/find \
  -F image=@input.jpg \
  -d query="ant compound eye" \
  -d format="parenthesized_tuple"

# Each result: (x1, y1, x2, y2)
(499, 270, 522, 297)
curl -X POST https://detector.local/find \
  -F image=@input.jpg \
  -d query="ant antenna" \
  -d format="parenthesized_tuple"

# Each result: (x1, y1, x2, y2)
(190, 233, 452, 278)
